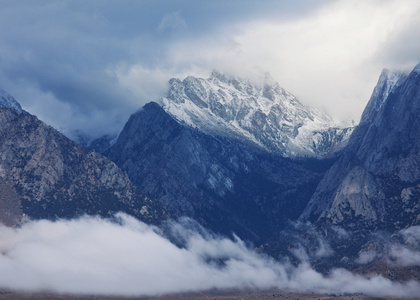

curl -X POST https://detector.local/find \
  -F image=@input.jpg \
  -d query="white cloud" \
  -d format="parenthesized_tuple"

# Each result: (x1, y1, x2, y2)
(389, 246, 420, 267)
(11, 84, 129, 140)
(0, 214, 419, 297)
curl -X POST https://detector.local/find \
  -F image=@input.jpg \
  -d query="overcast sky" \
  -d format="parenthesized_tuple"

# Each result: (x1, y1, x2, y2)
(1, 0, 420, 139)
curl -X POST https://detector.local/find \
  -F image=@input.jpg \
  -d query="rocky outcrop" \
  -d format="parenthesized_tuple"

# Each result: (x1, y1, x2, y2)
(0, 107, 165, 226)
(301, 64, 420, 231)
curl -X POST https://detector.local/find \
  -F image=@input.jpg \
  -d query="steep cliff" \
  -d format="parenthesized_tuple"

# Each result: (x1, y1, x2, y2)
(301, 64, 420, 232)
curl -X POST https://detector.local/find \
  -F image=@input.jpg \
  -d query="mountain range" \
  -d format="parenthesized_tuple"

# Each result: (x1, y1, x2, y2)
(99, 72, 352, 242)
(1, 64, 420, 274)
(161, 71, 353, 157)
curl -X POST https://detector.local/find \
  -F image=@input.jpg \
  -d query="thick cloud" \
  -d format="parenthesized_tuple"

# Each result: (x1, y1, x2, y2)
(0, 214, 419, 297)
(0, 0, 419, 139)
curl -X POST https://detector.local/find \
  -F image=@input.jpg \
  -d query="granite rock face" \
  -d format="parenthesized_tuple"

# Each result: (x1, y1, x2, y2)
(301, 64, 420, 231)
(0, 107, 164, 226)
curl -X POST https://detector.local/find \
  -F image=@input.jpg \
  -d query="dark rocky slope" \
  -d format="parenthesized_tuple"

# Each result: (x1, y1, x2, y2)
(105, 102, 330, 243)
(0, 107, 165, 226)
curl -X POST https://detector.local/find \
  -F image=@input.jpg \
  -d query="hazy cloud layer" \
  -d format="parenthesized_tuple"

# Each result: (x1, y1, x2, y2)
(0, 0, 420, 138)
(0, 214, 419, 297)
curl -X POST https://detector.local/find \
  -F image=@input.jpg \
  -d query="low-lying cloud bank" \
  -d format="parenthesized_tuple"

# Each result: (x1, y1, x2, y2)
(0, 213, 419, 297)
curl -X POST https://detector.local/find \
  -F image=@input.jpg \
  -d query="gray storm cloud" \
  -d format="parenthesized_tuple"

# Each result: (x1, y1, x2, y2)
(0, 213, 419, 297)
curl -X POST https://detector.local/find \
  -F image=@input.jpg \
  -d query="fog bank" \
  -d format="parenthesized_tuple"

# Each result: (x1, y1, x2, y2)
(0, 214, 419, 297)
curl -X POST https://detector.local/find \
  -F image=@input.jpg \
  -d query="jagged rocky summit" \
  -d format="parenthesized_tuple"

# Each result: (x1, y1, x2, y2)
(161, 71, 353, 158)
(0, 93, 165, 226)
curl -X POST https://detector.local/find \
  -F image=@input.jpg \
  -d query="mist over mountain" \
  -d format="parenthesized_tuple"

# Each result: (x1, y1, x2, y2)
(1, 1, 420, 297)
(95, 66, 420, 276)
(99, 73, 352, 243)
(1, 63, 420, 297)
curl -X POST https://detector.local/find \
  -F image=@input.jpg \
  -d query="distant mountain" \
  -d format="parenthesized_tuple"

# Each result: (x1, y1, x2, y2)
(99, 72, 358, 242)
(161, 71, 353, 158)
(104, 100, 332, 243)
(0, 102, 165, 226)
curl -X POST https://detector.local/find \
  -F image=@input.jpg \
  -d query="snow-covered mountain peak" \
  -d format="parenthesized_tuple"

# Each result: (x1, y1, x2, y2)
(161, 72, 353, 157)
(0, 89, 24, 113)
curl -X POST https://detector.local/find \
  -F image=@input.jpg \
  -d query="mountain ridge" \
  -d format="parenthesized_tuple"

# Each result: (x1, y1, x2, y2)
(0, 104, 165, 226)
(161, 71, 354, 158)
